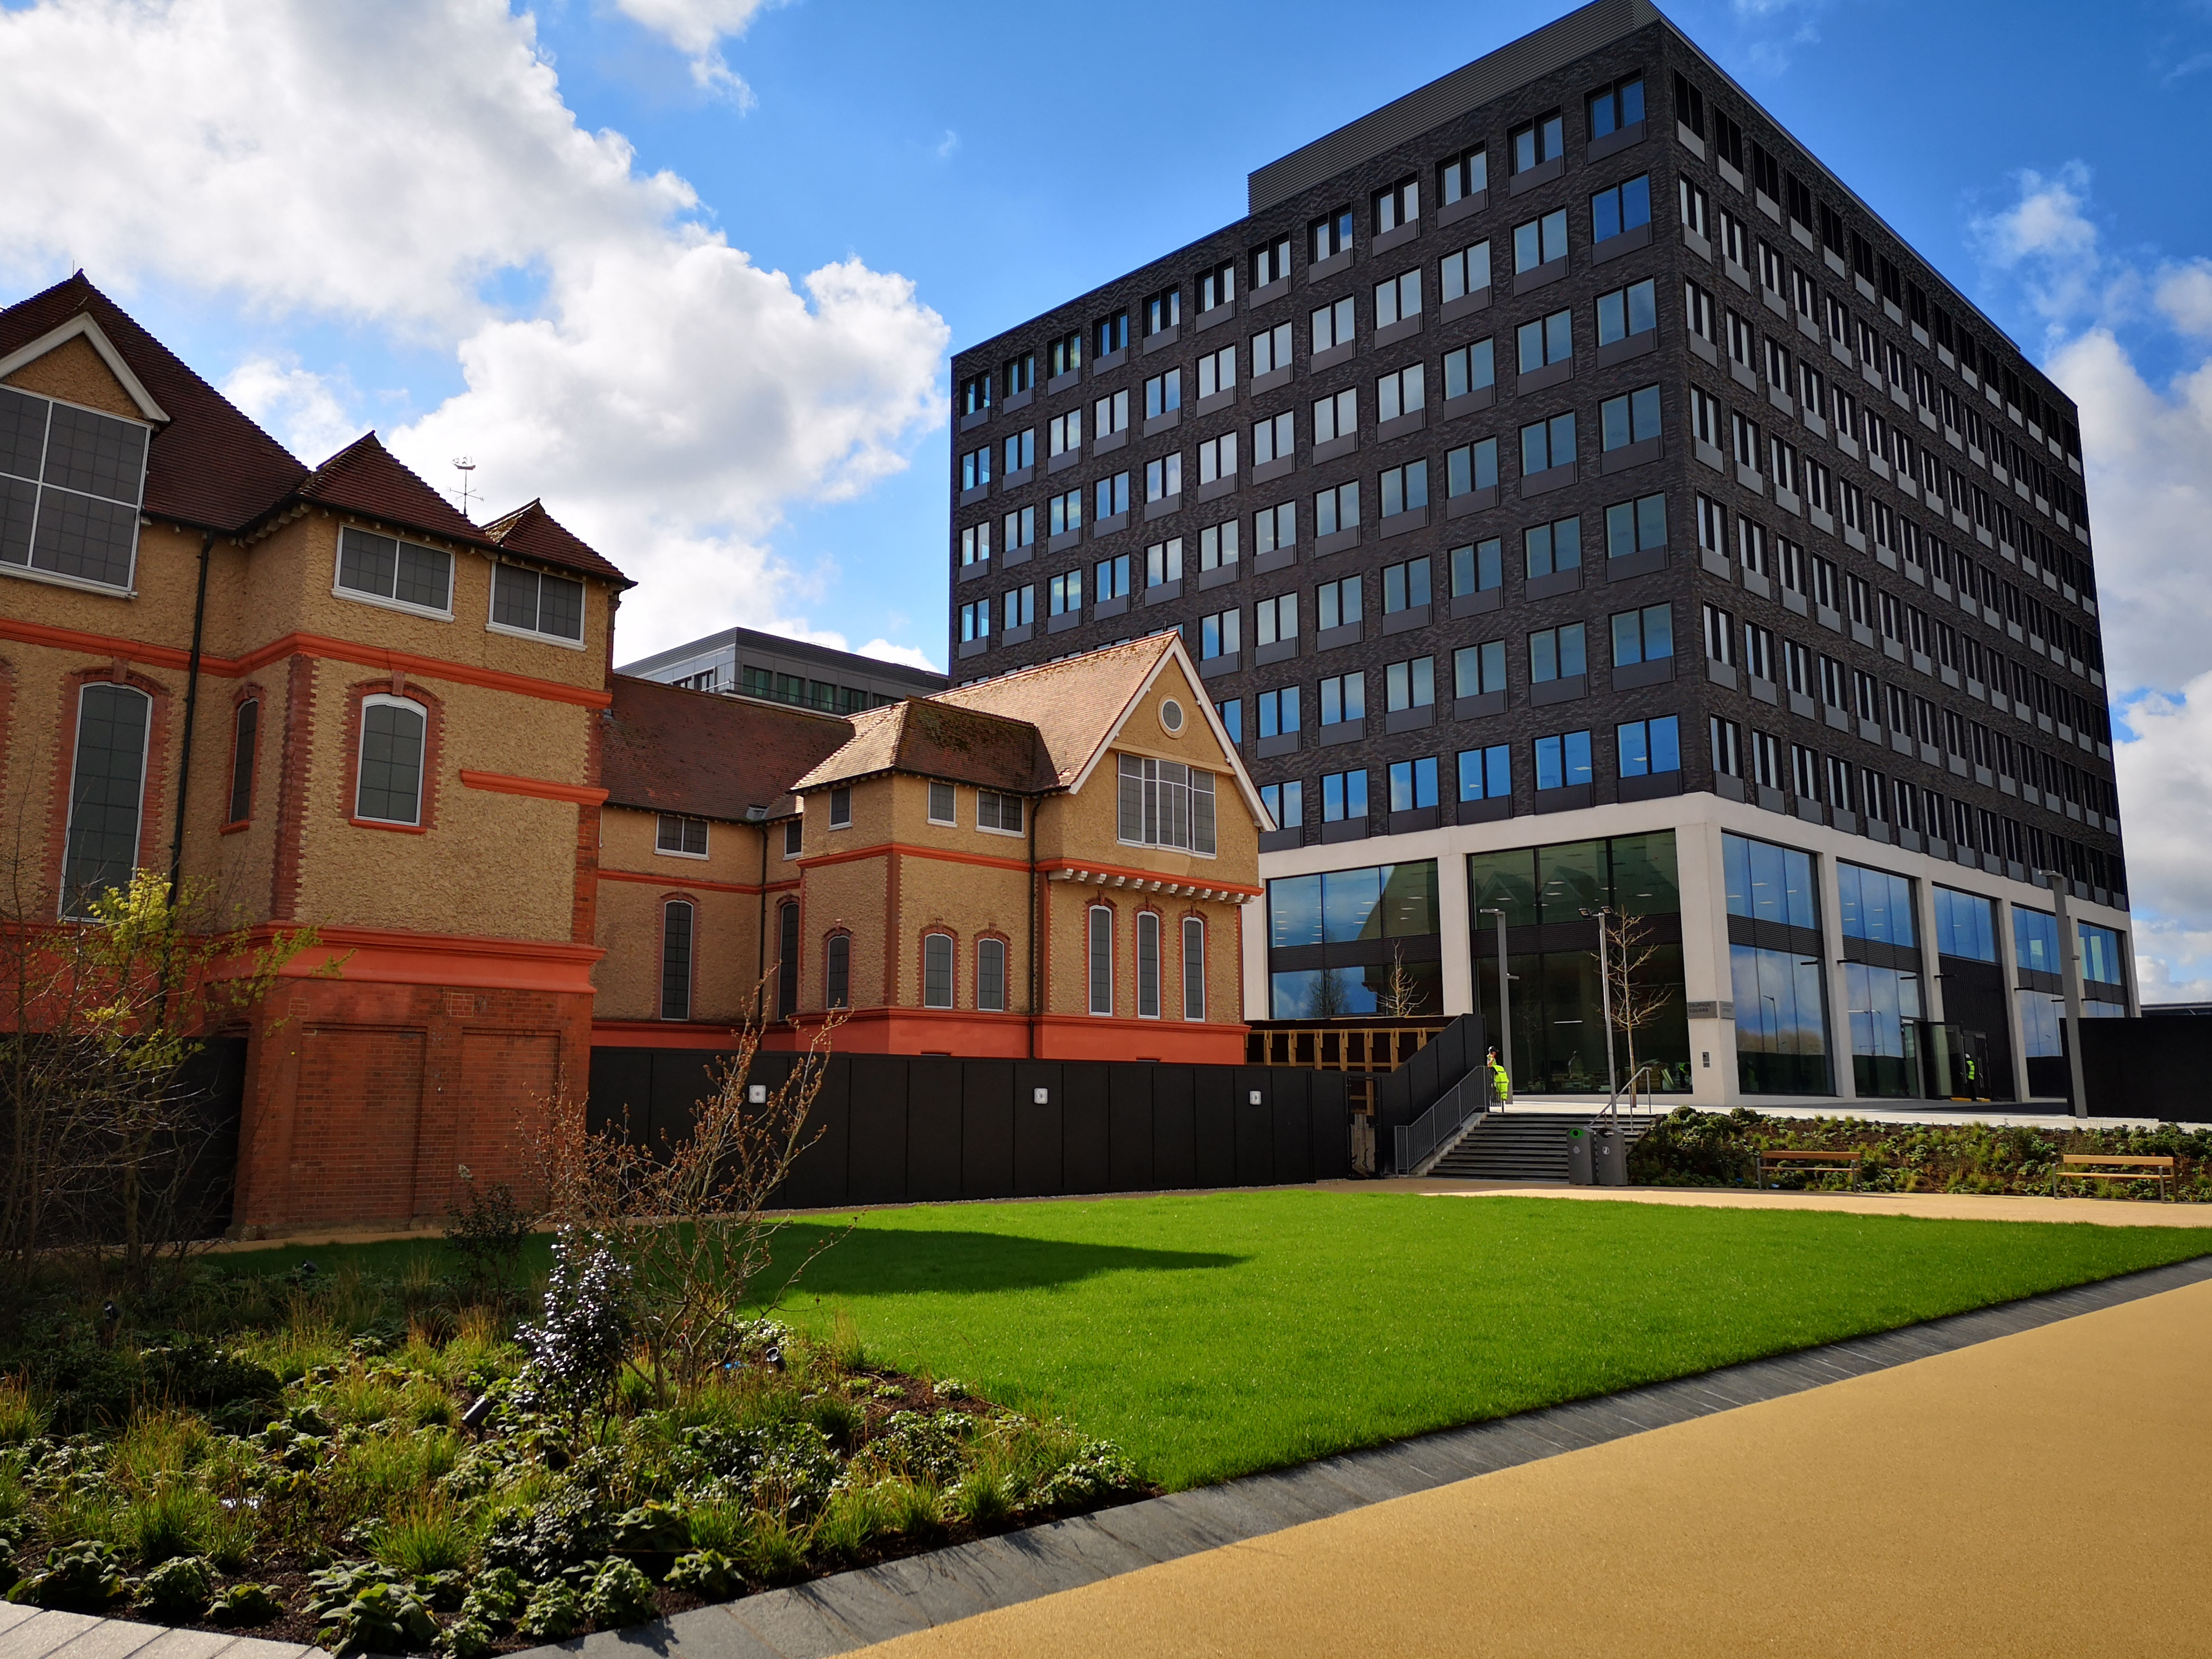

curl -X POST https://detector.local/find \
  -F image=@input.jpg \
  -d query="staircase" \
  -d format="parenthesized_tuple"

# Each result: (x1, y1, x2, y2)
(1430, 1110, 1660, 1182)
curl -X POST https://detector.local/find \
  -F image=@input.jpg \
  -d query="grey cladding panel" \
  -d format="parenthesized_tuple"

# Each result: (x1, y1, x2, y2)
(1246, 0, 1661, 212)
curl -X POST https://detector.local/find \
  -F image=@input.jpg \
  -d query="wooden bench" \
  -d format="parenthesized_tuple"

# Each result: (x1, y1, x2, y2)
(1756, 1147, 1864, 1190)
(2056, 1154, 2175, 1201)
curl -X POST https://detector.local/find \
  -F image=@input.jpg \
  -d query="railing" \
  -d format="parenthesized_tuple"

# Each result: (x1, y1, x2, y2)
(1246, 1021, 1451, 1074)
(1393, 1070, 1498, 1177)
(1591, 1063, 1660, 1130)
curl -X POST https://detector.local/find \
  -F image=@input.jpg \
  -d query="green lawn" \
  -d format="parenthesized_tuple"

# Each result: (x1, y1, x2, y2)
(231, 1192, 2210, 1490)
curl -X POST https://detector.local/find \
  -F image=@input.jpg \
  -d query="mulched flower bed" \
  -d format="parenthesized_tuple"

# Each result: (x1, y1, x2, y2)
(1, 1263, 1149, 1656)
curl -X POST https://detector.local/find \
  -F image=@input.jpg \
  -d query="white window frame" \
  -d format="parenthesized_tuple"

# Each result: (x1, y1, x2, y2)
(922, 930, 955, 1010)
(927, 779, 957, 824)
(1182, 916, 1206, 1021)
(486, 559, 588, 650)
(331, 523, 455, 622)
(976, 790, 1025, 837)
(656, 813, 709, 859)
(1087, 905, 1114, 1016)
(828, 786, 852, 829)
(354, 693, 428, 826)
(0, 386, 152, 599)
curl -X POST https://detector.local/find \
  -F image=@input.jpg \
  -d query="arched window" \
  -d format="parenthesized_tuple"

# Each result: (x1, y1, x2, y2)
(826, 933, 851, 1008)
(776, 900, 800, 1018)
(355, 694, 426, 824)
(976, 938, 1007, 1012)
(923, 932, 955, 1008)
(1136, 911, 1162, 1019)
(62, 681, 150, 919)
(1087, 905, 1114, 1016)
(226, 697, 259, 826)
(660, 900, 695, 1021)
(1182, 916, 1206, 1020)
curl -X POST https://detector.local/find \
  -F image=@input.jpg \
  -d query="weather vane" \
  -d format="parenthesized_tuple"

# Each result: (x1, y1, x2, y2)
(452, 455, 478, 520)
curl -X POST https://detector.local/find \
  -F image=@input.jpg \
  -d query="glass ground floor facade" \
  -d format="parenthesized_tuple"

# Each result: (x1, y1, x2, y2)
(1250, 797, 2135, 1106)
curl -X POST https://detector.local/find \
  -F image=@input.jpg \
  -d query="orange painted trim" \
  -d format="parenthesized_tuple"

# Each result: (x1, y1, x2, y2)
(1040, 857, 1262, 897)
(460, 769, 609, 806)
(0, 619, 614, 709)
(245, 923, 605, 995)
(348, 815, 428, 834)
(755, 1006, 1249, 1063)
(592, 1018, 743, 1049)
(597, 868, 763, 895)
(802, 840, 1032, 876)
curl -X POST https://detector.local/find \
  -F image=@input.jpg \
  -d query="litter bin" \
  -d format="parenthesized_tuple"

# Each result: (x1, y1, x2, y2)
(1567, 1126, 1594, 1185)
(1592, 1126, 1628, 1186)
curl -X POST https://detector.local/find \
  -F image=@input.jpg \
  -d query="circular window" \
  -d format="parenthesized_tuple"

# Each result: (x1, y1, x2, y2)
(1160, 698, 1185, 734)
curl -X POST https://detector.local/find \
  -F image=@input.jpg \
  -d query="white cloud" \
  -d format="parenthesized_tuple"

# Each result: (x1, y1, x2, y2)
(609, 0, 779, 97)
(1974, 165, 2212, 1001)
(0, 0, 949, 663)
(853, 638, 942, 675)
(2153, 258, 2212, 337)
(220, 358, 362, 468)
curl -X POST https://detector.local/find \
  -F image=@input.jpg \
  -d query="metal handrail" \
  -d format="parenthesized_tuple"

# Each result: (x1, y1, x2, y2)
(1591, 1063, 1659, 1130)
(1393, 1071, 1497, 1176)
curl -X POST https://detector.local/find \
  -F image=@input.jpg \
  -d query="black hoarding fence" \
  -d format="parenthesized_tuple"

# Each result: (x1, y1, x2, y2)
(585, 1049, 1352, 1206)
(2073, 1018, 2212, 1121)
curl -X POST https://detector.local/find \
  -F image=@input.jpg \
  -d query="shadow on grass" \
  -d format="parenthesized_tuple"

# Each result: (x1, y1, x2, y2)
(748, 1224, 1245, 1302)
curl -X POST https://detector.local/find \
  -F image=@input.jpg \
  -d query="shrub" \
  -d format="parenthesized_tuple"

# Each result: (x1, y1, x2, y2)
(136, 1554, 214, 1621)
(512, 1233, 633, 1427)
(664, 1548, 739, 1600)
(584, 1556, 658, 1628)
(445, 1179, 532, 1304)
(206, 1582, 285, 1626)
(517, 1580, 582, 1643)
(320, 1580, 439, 1657)
(457, 1565, 527, 1633)
(119, 1482, 217, 1565)
(11, 1541, 129, 1611)
(1034, 1440, 1142, 1508)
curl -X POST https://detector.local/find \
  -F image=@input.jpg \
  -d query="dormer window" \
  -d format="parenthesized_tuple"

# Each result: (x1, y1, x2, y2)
(0, 386, 149, 591)
(336, 525, 453, 617)
(491, 561, 585, 643)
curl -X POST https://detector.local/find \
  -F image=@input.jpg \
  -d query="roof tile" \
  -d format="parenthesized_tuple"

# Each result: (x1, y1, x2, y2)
(482, 498, 630, 586)
(600, 675, 853, 823)
(0, 273, 306, 533)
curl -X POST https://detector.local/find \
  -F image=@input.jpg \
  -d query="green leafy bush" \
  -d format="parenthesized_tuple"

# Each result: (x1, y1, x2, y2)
(664, 1548, 739, 1600)
(10, 1541, 129, 1610)
(583, 1556, 658, 1628)
(135, 1554, 213, 1620)
(206, 1582, 284, 1625)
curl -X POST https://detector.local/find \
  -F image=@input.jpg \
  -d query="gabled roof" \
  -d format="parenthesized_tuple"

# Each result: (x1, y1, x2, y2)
(941, 632, 1270, 828)
(280, 431, 499, 550)
(600, 674, 852, 823)
(483, 498, 631, 587)
(0, 273, 307, 533)
(934, 635, 1181, 788)
(790, 697, 1052, 796)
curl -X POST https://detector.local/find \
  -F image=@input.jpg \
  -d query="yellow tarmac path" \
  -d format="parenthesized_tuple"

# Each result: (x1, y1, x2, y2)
(852, 1276, 2212, 1658)
(1325, 1176, 2212, 1226)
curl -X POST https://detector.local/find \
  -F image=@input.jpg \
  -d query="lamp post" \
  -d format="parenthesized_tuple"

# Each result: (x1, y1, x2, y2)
(1478, 906, 1512, 1103)
(1582, 905, 1618, 1100)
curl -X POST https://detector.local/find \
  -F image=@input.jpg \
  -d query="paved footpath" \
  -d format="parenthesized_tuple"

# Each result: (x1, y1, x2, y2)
(842, 1267, 2212, 1659)
(1332, 1177, 2212, 1226)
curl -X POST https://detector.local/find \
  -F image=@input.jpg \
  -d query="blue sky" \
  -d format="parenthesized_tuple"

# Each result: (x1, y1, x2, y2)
(7, 0, 2212, 993)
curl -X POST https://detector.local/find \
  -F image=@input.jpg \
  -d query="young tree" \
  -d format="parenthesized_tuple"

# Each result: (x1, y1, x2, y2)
(1, 866, 322, 1287)
(1375, 943, 1428, 1019)
(531, 977, 850, 1404)
(1593, 908, 1676, 1102)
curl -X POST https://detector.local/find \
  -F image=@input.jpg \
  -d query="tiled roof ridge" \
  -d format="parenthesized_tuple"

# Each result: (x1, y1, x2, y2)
(289, 430, 496, 547)
(481, 496, 631, 586)
(937, 631, 1175, 701)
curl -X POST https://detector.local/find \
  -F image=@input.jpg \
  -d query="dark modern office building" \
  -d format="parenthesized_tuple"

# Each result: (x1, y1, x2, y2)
(944, 0, 2134, 1106)
(620, 624, 947, 714)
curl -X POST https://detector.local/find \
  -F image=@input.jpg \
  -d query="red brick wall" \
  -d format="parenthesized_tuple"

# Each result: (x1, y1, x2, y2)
(234, 973, 589, 1231)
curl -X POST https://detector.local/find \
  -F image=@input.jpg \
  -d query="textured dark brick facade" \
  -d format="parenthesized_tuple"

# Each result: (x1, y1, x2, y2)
(947, 6, 2124, 905)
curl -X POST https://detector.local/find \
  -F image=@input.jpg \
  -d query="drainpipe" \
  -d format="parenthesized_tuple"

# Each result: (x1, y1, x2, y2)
(751, 805, 770, 1021)
(165, 531, 216, 906)
(1026, 794, 1039, 1060)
